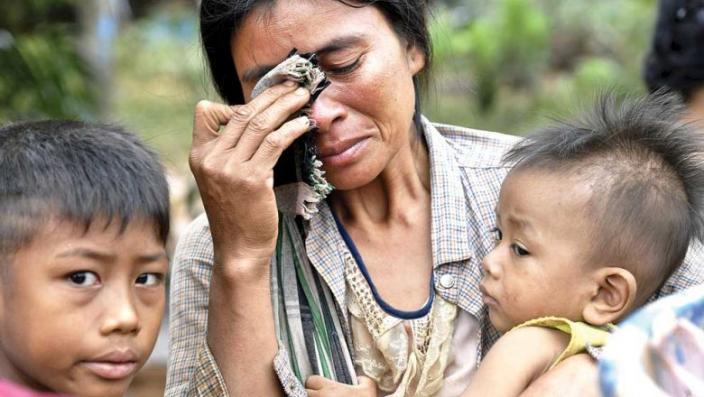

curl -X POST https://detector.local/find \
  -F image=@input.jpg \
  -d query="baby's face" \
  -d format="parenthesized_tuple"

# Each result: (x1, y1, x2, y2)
(480, 169, 598, 332)
(0, 217, 167, 397)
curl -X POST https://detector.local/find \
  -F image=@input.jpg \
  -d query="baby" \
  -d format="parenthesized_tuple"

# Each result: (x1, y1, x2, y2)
(0, 121, 170, 397)
(464, 92, 704, 396)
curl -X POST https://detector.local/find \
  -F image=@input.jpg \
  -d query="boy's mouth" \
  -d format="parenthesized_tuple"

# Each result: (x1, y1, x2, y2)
(82, 350, 139, 380)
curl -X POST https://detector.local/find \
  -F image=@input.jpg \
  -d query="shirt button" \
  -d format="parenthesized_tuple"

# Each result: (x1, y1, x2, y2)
(439, 274, 455, 289)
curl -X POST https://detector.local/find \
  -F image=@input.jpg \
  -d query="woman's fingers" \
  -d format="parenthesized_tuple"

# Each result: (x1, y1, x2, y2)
(250, 116, 311, 169)
(192, 100, 236, 147)
(233, 86, 310, 160)
(214, 81, 300, 151)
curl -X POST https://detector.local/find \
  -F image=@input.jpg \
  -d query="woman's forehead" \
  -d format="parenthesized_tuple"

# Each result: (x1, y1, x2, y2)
(230, 1, 390, 78)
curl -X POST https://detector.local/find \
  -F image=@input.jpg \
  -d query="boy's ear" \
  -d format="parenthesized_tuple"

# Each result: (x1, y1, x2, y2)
(582, 267, 637, 326)
(404, 41, 426, 76)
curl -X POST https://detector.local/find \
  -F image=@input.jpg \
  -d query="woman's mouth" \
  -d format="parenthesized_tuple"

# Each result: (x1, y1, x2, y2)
(318, 137, 369, 167)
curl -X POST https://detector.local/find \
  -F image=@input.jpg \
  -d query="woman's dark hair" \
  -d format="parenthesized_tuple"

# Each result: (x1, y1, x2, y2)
(644, 0, 704, 102)
(199, 0, 432, 124)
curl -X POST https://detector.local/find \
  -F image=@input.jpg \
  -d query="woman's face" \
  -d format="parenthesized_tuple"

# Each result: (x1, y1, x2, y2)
(231, 0, 426, 190)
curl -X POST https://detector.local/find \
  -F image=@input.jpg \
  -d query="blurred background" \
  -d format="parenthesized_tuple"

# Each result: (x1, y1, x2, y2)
(0, 0, 661, 395)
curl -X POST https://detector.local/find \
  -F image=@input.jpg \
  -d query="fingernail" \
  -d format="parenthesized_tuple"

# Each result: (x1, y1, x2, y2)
(284, 80, 296, 87)
(295, 87, 308, 96)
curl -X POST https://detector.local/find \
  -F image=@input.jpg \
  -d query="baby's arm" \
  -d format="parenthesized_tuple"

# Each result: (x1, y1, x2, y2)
(461, 326, 570, 397)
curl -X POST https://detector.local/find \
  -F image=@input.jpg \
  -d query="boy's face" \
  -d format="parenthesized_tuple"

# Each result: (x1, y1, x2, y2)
(0, 217, 167, 397)
(480, 169, 598, 332)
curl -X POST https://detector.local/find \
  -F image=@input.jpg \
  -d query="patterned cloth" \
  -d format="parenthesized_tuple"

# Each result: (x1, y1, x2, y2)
(600, 284, 704, 397)
(515, 317, 612, 371)
(344, 246, 458, 396)
(165, 118, 704, 396)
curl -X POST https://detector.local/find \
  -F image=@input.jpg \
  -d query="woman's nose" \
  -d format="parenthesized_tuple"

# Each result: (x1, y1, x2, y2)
(309, 86, 346, 133)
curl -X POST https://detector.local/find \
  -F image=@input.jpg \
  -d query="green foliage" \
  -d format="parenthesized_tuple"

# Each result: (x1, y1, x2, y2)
(111, 6, 213, 168)
(435, 0, 549, 111)
(0, 0, 98, 121)
(0, 30, 99, 121)
(426, 0, 656, 135)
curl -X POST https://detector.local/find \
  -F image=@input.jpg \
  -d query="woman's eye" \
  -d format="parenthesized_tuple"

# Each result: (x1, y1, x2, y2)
(326, 58, 360, 75)
(511, 244, 530, 257)
(136, 273, 163, 286)
(68, 271, 99, 287)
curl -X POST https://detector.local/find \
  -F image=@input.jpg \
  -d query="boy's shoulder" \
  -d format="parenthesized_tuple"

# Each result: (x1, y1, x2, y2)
(431, 121, 519, 169)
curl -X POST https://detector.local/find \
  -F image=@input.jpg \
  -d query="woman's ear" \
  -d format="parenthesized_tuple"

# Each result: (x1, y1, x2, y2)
(582, 267, 637, 326)
(405, 42, 426, 76)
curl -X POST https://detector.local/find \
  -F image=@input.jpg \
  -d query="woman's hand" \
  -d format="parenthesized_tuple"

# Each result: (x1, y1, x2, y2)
(306, 376, 378, 397)
(189, 82, 311, 275)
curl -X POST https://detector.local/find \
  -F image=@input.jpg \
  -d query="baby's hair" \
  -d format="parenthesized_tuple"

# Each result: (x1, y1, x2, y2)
(0, 120, 170, 261)
(504, 92, 704, 303)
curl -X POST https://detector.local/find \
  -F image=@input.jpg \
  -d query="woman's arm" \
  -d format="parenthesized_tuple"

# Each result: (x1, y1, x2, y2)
(462, 326, 569, 397)
(165, 215, 229, 396)
(168, 82, 312, 396)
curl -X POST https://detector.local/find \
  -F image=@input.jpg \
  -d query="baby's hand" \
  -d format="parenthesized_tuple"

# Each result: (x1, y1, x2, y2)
(305, 375, 377, 397)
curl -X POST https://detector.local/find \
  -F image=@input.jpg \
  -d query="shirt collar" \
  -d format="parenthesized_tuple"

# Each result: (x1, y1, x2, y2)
(421, 117, 474, 266)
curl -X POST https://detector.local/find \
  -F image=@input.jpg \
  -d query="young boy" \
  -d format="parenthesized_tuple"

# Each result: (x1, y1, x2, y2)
(463, 93, 704, 397)
(0, 120, 170, 397)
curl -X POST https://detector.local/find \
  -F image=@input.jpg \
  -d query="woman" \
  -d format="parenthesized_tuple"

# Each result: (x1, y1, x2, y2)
(166, 1, 704, 396)
(644, 0, 704, 122)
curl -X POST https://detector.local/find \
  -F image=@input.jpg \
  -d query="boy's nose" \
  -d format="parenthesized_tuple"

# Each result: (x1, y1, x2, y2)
(100, 290, 141, 335)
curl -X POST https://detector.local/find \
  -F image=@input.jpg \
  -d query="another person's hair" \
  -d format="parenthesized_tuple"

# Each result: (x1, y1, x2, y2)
(0, 120, 170, 260)
(199, 0, 432, 127)
(504, 92, 704, 303)
(644, 0, 704, 102)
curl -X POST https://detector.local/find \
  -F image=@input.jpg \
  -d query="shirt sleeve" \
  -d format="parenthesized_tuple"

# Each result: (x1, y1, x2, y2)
(164, 214, 306, 397)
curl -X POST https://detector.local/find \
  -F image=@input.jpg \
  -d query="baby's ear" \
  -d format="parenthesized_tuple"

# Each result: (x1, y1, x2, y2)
(582, 268, 637, 326)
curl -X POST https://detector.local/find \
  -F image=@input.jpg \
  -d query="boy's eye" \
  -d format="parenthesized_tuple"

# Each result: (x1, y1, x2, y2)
(68, 271, 99, 287)
(136, 273, 163, 286)
(511, 244, 530, 257)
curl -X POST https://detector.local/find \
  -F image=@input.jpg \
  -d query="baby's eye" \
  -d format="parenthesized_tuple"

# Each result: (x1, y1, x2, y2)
(490, 227, 503, 242)
(510, 243, 530, 257)
(68, 271, 99, 287)
(136, 273, 163, 286)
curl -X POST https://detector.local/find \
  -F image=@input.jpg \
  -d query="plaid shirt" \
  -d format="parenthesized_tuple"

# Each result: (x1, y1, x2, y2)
(165, 119, 704, 396)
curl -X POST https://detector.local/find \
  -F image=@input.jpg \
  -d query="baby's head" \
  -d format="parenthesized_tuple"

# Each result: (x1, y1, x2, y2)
(0, 121, 170, 396)
(481, 93, 704, 333)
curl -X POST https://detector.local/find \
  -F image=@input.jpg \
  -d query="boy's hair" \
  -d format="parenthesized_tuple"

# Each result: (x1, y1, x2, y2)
(0, 120, 170, 260)
(504, 92, 704, 304)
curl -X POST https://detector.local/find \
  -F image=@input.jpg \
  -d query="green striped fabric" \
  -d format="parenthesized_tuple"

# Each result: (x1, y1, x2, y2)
(271, 214, 356, 384)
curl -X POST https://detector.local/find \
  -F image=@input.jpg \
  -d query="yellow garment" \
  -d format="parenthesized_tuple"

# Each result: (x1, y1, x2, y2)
(515, 317, 612, 371)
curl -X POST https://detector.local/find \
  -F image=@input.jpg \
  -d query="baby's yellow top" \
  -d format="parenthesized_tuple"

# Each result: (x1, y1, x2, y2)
(515, 316, 613, 371)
